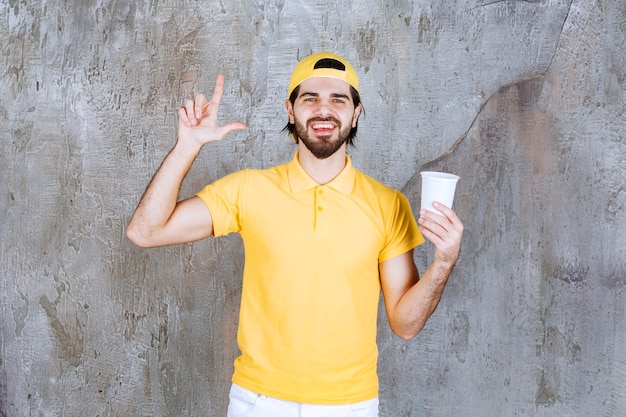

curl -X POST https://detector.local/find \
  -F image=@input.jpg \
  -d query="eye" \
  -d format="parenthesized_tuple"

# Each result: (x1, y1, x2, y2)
(300, 96, 317, 103)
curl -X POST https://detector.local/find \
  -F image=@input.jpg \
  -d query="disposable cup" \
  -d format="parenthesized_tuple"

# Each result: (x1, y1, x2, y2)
(420, 171, 460, 216)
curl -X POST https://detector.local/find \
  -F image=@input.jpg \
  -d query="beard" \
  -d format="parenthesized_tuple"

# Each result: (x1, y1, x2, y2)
(294, 116, 351, 160)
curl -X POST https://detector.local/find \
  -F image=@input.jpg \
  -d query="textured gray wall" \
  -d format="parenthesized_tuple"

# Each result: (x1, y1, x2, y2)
(1, 0, 624, 416)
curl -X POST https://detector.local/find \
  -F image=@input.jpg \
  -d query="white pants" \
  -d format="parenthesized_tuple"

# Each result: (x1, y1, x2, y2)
(227, 384, 379, 417)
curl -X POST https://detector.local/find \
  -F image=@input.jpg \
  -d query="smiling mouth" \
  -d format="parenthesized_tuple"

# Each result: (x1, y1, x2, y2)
(309, 118, 340, 135)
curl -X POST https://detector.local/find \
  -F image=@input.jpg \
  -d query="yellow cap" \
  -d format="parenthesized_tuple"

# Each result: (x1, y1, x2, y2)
(287, 52, 359, 99)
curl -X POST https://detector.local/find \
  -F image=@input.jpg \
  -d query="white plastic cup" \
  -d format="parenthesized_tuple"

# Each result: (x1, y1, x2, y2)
(420, 171, 460, 216)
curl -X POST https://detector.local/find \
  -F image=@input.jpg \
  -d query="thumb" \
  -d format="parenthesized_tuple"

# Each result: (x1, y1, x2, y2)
(219, 122, 247, 136)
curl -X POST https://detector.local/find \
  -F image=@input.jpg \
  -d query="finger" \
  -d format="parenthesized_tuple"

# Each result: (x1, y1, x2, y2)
(207, 74, 226, 112)
(419, 202, 463, 253)
(419, 222, 461, 264)
(432, 202, 461, 224)
(434, 203, 464, 238)
(421, 203, 462, 234)
(419, 208, 449, 232)
(418, 216, 448, 241)
(212, 74, 225, 101)
(418, 207, 462, 242)
(194, 93, 209, 120)
(225, 121, 247, 131)
(184, 99, 197, 126)
(217, 121, 247, 137)
(178, 104, 194, 127)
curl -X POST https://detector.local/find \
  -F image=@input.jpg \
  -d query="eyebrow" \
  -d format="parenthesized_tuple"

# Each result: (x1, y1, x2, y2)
(299, 92, 351, 100)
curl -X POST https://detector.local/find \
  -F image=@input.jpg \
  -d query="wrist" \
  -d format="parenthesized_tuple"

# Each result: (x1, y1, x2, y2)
(173, 139, 203, 160)
(432, 256, 456, 275)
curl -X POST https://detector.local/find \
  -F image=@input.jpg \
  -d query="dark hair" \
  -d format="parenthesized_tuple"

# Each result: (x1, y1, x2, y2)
(282, 85, 363, 146)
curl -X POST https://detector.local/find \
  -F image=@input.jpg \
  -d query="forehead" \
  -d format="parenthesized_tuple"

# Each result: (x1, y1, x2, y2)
(296, 77, 353, 96)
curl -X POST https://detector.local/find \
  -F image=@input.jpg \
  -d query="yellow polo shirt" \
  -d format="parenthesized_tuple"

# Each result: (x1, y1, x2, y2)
(196, 153, 423, 404)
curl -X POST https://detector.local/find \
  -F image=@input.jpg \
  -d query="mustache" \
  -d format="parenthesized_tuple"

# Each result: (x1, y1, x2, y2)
(307, 116, 342, 127)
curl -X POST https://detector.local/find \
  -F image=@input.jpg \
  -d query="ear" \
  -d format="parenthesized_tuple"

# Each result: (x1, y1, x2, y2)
(352, 103, 362, 128)
(286, 100, 295, 124)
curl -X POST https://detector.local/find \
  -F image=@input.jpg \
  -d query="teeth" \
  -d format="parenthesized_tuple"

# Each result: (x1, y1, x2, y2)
(313, 123, 334, 129)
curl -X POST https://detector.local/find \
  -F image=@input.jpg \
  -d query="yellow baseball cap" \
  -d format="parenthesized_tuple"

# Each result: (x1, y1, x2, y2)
(287, 52, 360, 99)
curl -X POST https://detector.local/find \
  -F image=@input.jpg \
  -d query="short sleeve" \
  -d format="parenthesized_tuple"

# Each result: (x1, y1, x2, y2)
(195, 170, 249, 237)
(378, 191, 424, 263)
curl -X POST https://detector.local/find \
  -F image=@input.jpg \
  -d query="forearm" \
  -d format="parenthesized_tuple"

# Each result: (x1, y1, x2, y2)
(389, 259, 455, 340)
(126, 142, 201, 245)
(387, 202, 464, 339)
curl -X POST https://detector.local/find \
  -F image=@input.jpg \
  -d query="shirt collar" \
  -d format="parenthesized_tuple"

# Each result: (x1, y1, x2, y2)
(287, 152, 356, 195)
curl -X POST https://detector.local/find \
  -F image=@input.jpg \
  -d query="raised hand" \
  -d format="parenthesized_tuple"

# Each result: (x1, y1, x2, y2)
(177, 73, 246, 149)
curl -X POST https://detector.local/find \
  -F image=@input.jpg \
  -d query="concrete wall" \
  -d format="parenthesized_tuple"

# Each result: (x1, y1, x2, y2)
(1, 0, 624, 416)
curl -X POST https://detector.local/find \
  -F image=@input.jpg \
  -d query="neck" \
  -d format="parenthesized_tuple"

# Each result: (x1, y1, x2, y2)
(297, 144, 347, 185)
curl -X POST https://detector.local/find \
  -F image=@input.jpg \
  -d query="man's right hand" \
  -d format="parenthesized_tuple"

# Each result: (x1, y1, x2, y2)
(127, 74, 245, 248)
(177, 73, 246, 149)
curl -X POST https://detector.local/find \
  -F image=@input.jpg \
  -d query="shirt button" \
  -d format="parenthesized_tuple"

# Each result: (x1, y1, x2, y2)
(317, 206, 323, 211)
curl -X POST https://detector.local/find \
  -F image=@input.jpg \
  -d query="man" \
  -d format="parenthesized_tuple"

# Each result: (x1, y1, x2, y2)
(127, 52, 463, 417)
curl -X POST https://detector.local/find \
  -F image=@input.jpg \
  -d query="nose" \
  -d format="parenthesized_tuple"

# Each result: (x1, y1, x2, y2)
(315, 99, 333, 117)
